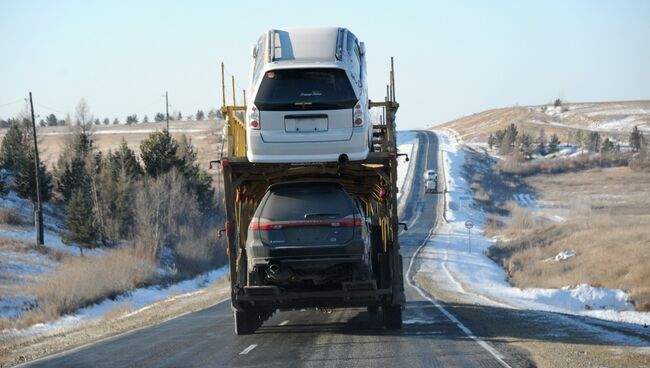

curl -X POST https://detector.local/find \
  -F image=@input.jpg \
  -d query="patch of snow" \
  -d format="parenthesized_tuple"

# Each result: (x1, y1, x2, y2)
(554, 250, 576, 261)
(425, 129, 650, 327)
(0, 190, 103, 256)
(0, 296, 37, 320)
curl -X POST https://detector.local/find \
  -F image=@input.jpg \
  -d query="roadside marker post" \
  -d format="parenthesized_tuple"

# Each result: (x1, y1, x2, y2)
(465, 220, 474, 253)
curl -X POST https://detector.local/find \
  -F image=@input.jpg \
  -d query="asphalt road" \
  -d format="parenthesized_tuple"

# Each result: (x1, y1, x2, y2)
(26, 131, 516, 368)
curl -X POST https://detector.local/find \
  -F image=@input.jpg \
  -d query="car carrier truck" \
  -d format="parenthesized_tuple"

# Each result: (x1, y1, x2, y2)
(215, 55, 405, 335)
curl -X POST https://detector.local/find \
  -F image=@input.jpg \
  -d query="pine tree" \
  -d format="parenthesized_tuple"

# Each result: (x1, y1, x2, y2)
(575, 130, 584, 151)
(155, 113, 165, 122)
(15, 149, 53, 203)
(488, 133, 495, 150)
(59, 157, 91, 201)
(196, 110, 205, 121)
(548, 133, 560, 154)
(113, 118, 119, 125)
(0, 123, 28, 171)
(63, 190, 97, 256)
(0, 175, 6, 196)
(536, 129, 547, 155)
(601, 138, 615, 153)
(102, 118, 110, 125)
(98, 141, 143, 242)
(587, 132, 601, 153)
(46, 114, 58, 127)
(519, 133, 534, 159)
(499, 123, 518, 155)
(177, 112, 182, 121)
(630, 126, 642, 152)
(143, 115, 149, 123)
(140, 130, 181, 178)
(113, 139, 144, 179)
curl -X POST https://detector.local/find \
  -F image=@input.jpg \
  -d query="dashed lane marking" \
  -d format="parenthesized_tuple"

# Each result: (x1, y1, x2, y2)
(239, 344, 258, 355)
(279, 320, 290, 326)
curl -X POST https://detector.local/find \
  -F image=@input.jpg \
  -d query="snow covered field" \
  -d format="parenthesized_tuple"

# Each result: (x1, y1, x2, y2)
(420, 129, 650, 326)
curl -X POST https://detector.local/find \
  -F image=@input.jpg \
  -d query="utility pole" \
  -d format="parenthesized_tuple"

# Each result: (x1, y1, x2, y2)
(29, 92, 44, 246)
(165, 91, 169, 131)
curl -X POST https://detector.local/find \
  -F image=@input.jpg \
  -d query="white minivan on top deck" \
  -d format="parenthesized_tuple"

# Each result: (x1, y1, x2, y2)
(246, 27, 371, 163)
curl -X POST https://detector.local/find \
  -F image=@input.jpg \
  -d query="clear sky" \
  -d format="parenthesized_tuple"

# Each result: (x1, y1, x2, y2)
(1, 0, 649, 129)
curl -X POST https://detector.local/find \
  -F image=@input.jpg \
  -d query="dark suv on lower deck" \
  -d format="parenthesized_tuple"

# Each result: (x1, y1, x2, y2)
(246, 182, 371, 288)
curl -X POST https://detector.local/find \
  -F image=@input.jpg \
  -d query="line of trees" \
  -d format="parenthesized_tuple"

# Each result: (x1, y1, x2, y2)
(1, 108, 223, 129)
(488, 125, 561, 158)
(488, 124, 649, 159)
(0, 101, 222, 270)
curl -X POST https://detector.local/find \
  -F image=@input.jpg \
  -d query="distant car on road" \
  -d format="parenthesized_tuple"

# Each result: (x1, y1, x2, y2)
(425, 179, 437, 193)
(423, 169, 437, 182)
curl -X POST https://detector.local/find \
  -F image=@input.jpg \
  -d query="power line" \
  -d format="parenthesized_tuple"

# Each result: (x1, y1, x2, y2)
(0, 99, 25, 109)
(34, 102, 67, 116)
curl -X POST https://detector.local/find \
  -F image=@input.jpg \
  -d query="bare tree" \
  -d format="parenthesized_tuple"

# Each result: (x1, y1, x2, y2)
(75, 99, 95, 136)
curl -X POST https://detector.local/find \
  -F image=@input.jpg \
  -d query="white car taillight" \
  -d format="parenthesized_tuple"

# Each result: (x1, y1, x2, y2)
(248, 105, 260, 130)
(353, 101, 364, 127)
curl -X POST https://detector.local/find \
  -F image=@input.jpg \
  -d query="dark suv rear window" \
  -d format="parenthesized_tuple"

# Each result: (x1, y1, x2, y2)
(254, 68, 357, 111)
(260, 183, 355, 221)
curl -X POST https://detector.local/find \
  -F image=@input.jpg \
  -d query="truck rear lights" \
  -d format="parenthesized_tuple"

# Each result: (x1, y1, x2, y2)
(250, 215, 363, 230)
(249, 105, 260, 130)
(250, 218, 283, 231)
(353, 101, 364, 127)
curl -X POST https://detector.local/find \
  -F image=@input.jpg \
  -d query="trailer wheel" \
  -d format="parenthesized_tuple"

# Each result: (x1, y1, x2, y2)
(382, 304, 402, 329)
(234, 310, 257, 335)
(367, 306, 379, 316)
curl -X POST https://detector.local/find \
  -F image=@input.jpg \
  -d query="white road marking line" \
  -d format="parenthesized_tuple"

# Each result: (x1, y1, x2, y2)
(239, 344, 258, 355)
(404, 131, 513, 368)
(279, 320, 290, 326)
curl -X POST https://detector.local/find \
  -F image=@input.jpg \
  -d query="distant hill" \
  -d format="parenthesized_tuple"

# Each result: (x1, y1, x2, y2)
(435, 100, 650, 145)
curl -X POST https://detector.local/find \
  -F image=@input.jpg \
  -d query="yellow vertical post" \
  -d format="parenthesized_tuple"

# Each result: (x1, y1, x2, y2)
(231, 76, 237, 106)
(221, 62, 226, 108)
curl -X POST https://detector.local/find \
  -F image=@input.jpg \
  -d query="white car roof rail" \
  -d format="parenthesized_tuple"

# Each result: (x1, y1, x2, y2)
(335, 28, 346, 61)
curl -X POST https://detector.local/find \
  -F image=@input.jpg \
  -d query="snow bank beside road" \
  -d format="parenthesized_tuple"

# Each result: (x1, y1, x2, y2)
(421, 129, 650, 326)
(1, 266, 228, 340)
(396, 131, 418, 201)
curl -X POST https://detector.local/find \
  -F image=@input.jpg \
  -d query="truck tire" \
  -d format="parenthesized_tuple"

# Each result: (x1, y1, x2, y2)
(367, 306, 379, 316)
(234, 310, 257, 335)
(382, 304, 402, 329)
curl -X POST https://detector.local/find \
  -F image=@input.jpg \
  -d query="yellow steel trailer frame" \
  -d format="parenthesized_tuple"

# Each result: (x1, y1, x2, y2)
(217, 59, 404, 310)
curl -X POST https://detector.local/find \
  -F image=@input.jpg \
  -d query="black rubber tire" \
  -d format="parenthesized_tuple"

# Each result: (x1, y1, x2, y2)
(234, 310, 257, 335)
(382, 304, 402, 330)
(367, 306, 379, 316)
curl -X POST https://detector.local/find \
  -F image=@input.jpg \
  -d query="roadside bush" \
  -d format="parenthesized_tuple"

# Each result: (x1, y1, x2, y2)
(496, 152, 630, 177)
(0, 209, 23, 226)
(28, 247, 156, 321)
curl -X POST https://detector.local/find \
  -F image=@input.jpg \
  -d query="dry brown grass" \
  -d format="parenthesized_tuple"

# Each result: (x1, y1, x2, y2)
(10, 247, 157, 328)
(435, 100, 650, 143)
(496, 152, 630, 177)
(486, 166, 650, 311)
(0, 209, 24, 226)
